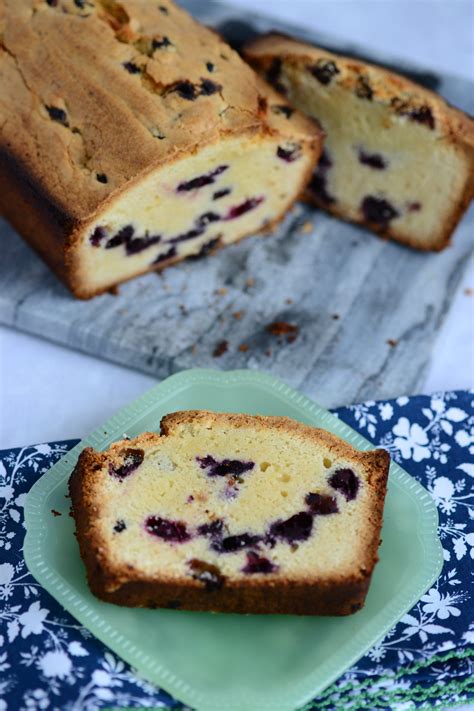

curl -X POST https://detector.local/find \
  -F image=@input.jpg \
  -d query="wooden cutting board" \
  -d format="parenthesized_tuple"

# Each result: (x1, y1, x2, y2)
(1, 1, 472, 408)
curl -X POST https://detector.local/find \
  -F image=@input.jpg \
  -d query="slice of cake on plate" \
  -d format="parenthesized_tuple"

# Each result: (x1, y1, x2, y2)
(70, 411, 390, 615)
(244, 33, 474, 251)
(0, 2, 322, 298)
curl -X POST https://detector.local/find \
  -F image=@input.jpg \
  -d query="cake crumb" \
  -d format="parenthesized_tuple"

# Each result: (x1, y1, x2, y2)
(464, 288, 473, 296)
(191, 344, 198, 355)
(265, 349, 272, 357)
(266, 321, 299, 343)
(246, 277, 255, 288)
(232, 311, 244, 320)
(213, 340, 228, 357)
(332, 314, 340, 320)
(215, 287, 228, 297)
(300, 221, 313, 234)
(387, 338, 398, 347)
(51, 509, 62, 517)
(285, 298, 293, 305)
(239, 343, 249, 352)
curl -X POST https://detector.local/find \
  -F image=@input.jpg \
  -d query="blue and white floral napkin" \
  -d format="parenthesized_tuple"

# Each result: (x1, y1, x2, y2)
(1, 391, 473, 711)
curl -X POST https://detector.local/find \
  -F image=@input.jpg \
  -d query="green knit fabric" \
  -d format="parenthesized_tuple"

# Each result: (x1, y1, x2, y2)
(301, 647, 474, 710)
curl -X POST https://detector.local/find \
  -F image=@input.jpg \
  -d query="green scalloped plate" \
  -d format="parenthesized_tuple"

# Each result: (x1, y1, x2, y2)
(24, 369, 443, 711)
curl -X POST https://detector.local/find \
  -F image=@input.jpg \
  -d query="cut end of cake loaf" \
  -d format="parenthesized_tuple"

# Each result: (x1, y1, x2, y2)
(69, 411, 390, 615)
(244, 33, 474, 251)
(73, 116, 321, 297)
(0, 2, 322, 298)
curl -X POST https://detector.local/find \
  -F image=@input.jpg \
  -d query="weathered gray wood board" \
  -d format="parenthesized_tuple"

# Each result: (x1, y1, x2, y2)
(1, 1, 473, 408)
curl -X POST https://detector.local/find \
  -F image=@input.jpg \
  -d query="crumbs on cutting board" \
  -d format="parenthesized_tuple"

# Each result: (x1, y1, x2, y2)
(213, 340, 228, 357)
(300, 221, 314, 234)
(238, 343, 249, 352)
(51, 509, 62, 517)
(464, 288, 473, 296)
(387, 339, 398, 347)
(266, 321, 299, 343)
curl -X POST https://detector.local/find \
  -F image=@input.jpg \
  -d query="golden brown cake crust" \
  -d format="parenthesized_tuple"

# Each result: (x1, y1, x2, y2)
(0, 4, 322, 298)
(244, 33, 474, 252)
(1, 0, 263, 221)
(69, 411, 389, 615)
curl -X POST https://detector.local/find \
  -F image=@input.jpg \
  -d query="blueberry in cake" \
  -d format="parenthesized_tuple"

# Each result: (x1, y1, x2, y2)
(0, 3, 322, 298)
(69, 411, 390, 615)
(244, 34, 474, 251)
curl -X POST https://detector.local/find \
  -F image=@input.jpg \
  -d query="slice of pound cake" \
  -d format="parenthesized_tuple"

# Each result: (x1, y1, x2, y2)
(244, 34, 474, 251)
(69, 411, 390, 615)
(0, 3, 322, 299)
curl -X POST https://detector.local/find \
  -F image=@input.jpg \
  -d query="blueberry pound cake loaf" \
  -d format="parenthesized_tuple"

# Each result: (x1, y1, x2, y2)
(244, 34, 474, 251)
(69, 411, 390, 615)
(0, 3, 322, 299)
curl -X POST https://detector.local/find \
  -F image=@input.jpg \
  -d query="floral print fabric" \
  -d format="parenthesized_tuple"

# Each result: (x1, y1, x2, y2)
(0, 391, 473, 710)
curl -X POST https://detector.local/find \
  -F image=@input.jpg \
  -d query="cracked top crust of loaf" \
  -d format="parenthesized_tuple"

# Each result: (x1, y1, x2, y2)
(0, 0, 314, 222)
(244, 33, 474, 157)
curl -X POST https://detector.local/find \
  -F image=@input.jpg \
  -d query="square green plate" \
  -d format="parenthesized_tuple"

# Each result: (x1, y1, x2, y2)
(24, 369, 443, 711)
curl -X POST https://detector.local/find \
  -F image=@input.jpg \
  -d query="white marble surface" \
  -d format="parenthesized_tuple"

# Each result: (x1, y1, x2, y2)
(1, 0, 473, 450)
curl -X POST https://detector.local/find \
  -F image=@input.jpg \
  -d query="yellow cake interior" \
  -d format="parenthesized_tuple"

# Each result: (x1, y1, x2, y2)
(278, 61, 470, 248)
(75, 132, 313, 294)
(92, 417, 379, 587)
